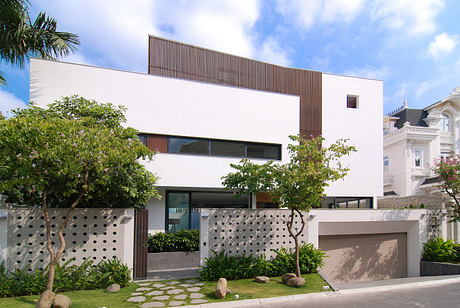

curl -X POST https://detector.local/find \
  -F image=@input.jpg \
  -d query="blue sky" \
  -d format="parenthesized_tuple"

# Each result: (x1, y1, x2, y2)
(1, 0, 459, 116)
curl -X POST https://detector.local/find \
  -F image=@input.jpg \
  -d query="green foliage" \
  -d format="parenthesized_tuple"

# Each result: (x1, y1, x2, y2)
(147, 230, 199, 253)
(200, 243, 326, 281)
(433, 156, 460, 222)
(0, 257, 130, 297)
(0, 0, 79, 85)
(422, 238, 457, 262)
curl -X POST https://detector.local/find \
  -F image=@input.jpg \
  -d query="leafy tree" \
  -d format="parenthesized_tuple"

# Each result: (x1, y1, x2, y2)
(0, 0, 79, 85)
(433, 156, 460, 222)
(222, 135, 356, 277)
(0, 96, 158, 298)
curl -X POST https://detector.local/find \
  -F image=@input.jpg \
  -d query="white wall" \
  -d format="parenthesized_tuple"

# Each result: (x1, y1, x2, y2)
(30, 59, 299, 189)
(146, 189, 166, 234)
(322, 73, 383, 198)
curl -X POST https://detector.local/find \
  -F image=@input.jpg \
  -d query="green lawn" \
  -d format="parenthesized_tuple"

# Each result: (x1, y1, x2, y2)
(0, 274, 329, 307)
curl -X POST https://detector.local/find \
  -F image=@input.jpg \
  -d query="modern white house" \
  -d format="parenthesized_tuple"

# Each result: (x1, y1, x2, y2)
(383, 87, 460, 198)
(25, 37, 441, 283)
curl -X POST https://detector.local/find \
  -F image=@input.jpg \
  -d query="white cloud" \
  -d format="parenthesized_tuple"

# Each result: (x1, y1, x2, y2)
(258, 37, 291, 66)
(276, 0, 364, 30)
(343, 66, 389, 80)
(0, 90, 28, 117)
(371, 0, 445, 37)
(428, 33, 458, 60)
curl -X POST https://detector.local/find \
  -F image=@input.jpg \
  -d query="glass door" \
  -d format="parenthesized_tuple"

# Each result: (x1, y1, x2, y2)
(166, 192, 190, 232)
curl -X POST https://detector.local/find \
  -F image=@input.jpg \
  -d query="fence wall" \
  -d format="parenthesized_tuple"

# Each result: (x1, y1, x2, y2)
(4, 207, 134, 274)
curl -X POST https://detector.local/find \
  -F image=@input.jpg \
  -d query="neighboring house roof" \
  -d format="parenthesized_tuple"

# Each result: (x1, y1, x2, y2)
(421, 177, 440, 185)
(391, 108, 428, 128)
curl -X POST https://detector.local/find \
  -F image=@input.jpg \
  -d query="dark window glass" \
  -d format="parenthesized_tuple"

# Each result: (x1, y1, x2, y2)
(347, 95, 358, 108)
(138, 134, 147, 146)
(168, 137, 209, 155)
(210, 140, 245, 157)
(191, 192, 249, 209)
(166, 192, 189, 233)
(247, 143, 281, 160)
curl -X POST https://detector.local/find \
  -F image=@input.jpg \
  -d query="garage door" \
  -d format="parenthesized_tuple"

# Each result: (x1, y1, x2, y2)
(319, 233, 407, 283)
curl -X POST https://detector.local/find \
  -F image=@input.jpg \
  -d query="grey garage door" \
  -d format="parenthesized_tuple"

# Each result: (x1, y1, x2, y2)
(319, 233, 407, 283)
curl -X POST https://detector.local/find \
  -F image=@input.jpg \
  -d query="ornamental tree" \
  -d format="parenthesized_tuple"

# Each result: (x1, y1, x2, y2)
(0, 96, 158, 299)
(433, 156, 460, 222)
(222, 135, 356, 278)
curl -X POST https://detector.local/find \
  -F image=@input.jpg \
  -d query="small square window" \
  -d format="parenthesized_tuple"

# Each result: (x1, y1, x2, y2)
(347, 95, 358, 109)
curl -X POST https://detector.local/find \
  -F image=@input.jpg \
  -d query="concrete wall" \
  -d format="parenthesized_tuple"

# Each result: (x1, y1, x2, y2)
(30, 59, 299, 189)
(201, 208, 428, 277)
(322, 73, 383, 198)
(5, 207, 134, 273)
(0, 208, 7, 267)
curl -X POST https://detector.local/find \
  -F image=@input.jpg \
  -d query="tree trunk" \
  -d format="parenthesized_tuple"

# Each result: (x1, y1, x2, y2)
(294, 235, 301, 277)
(286, 207, 306, 278)
(46, 260, 56, 291)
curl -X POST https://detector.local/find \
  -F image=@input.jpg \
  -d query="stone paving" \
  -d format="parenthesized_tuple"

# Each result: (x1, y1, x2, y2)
(127, 279, 209, 307)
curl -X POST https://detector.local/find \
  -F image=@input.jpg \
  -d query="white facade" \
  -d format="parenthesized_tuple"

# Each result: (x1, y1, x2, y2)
(383, 87, 460, 197)
(30, 58, 383, 233)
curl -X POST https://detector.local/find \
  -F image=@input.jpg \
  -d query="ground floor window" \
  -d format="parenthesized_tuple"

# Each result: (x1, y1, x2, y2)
(166, 191, 250, 232)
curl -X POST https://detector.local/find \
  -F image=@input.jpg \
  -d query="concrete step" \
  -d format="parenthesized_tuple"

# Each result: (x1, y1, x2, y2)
(146, 267, 200, 280)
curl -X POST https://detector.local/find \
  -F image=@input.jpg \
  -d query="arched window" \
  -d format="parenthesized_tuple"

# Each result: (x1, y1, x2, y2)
(441, 113, 450, 132)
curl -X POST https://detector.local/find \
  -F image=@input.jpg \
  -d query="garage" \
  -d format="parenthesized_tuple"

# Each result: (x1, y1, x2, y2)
(319, 233, 407, 283)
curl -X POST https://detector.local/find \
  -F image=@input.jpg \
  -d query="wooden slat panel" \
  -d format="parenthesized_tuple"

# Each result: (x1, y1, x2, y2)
(148, 36, 322, 136)
(146, 134, 168, 153)
(134, 208, 148, 279)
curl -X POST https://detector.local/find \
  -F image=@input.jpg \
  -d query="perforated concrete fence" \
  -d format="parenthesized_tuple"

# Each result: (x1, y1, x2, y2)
(5, 207, 134, 273)
(200, 209, 309, 261)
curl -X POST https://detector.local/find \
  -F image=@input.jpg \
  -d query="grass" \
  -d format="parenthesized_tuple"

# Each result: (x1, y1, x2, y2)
(0, 274, 329, 307)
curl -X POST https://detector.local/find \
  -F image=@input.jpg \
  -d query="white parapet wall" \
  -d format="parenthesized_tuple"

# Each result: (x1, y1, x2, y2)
(201, 208, 429, 278)
(5, 207, 134, 275)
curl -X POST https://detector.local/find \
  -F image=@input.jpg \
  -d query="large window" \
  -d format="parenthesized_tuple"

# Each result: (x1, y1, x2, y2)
(168, 136, 281, 160)
(321, 196, 373, 209)
(383, 155, 389, 172)
(413, 149, 422, 167)
(441, 113, 450, 132)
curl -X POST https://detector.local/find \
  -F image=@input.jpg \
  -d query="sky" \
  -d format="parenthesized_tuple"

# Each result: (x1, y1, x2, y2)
(1, 0, 459, 116)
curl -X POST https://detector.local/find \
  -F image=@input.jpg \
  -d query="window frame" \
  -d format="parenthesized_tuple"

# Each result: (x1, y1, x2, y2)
(347, 94, 359, 109)
(413, 148, 423, 168)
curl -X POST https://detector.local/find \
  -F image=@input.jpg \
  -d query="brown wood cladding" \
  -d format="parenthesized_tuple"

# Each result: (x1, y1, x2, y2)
(146, 134, 167, 153)
(148, 36, 322, 136)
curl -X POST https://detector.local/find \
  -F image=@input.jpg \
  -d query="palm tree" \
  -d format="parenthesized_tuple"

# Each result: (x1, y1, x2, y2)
(0, 0, 79, 85)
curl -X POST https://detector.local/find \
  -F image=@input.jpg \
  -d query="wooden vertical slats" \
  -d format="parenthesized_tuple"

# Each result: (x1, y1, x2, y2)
(134, 208, 148, 279)
(148, 36, 322, 137)
(146, 134, 168, 153)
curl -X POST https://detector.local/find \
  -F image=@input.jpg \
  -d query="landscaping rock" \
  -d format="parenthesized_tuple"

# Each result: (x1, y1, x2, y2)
(146, 290, 164, 296)
(174, 294, 187, 300)
(36, 290, 55, 308)
(167, 289, 184, 295)
(168, 301, 185, 306)
(215, 278, 227, 299)
(286, 277, 305, 287)
(187, 287, 201, 292)
(282, 273, 297, 284)
(190, 299, 208, 304)
(152, 295, 170, 301)
(127, 296, 146, 302)
(106, 283, 120, 293)
(190, 293, 204, 299)
(52, 294, 72, 308)
(141, 302, 165, 308)
(255, 276, 270, 283)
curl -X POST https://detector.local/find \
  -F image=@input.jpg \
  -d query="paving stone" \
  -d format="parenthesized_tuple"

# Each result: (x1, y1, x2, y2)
(194, 283, 204, 286)
(167, 281, 180, 285)
(137, 282, 152, 287)
(153, 283, 166, 288)
(174, 294, 187, 300)
(160, 286, 176, 290)
(190, 293, 204, 299)
(152, 295, 170, 301)
(184, 279, 198, 283)
(127, 296, 146, 302)
(190, 299, 208, 304)
(141, 302, 165, 308)
(136, 287, 153, 292)
(167, 289, 184, 295)
(187, 287, 201, 292)
(178, 283, 193, 288)
(146, 290, 164, 296)
(131, 292, 143, 296)
(168, 301, 185, 306)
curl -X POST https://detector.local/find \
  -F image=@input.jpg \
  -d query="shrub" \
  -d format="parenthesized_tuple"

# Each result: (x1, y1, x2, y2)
(0, 257, 131, 297)
(147, 229, 199, 253)
(200, 243, 326, 281)
(422, 238, 457, 262)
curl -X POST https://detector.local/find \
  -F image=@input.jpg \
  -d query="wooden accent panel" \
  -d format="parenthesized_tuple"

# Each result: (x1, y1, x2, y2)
(256, 192, 274, 203)
(146, 134, 167, 153)
(134, 208, 148, 279)
(148, 36, 322, 137)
